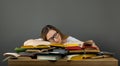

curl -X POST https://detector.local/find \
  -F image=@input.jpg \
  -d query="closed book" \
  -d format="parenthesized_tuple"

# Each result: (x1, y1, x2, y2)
(18, 52, 37, 59)
(84, 49, 100, 53)
(21, 45, 50, 49)
(37, 55, 61, 60)
(82, 46, 98, 50)
(50, 44, 65, 48)
(65, 46, 82, 50)
(52, 49, 68, 55)
(69, 50, 84, 53)
(69, 49, 100, 54)
(65, 44, 80, 47)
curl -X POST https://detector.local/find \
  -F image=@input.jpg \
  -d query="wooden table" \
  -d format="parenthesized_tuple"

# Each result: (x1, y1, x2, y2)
(8, 57, 118, 66)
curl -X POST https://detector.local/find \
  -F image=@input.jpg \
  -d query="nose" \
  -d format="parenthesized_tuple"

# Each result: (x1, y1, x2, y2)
(54, 38, 59, 43)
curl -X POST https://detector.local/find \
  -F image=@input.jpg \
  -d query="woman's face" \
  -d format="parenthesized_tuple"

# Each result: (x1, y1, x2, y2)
(46, 30, 62, 44)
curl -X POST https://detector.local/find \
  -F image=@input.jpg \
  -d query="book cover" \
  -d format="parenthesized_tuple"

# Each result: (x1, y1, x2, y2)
(37, 54, 61, 61)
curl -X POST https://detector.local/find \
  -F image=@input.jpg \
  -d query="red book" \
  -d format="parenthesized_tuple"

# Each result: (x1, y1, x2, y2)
(65, 46, 82, 50)
(82, 46, 97, 50)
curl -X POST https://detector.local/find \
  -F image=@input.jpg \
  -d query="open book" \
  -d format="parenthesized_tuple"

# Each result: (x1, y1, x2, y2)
(3, 52, 20, 62)
(3, 52, 20, 57)
(23, 38, 50, 47)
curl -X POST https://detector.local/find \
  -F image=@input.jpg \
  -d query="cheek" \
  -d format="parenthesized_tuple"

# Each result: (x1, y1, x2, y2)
(53, 36, 62, 43)
(58, 36, 62, 42)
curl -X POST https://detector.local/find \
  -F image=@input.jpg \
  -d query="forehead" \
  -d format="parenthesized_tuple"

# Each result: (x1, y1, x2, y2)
(46, 30, 56, 39)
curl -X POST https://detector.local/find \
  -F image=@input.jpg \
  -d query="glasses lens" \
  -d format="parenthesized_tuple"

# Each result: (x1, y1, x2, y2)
(48, 32, 58, 41)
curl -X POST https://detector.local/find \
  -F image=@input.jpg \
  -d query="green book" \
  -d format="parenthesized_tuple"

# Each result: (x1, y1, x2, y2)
(14, 47, 26, 53)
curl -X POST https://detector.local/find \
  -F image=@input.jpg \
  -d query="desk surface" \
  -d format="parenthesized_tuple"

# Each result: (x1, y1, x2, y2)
(8, 57, 118, 66)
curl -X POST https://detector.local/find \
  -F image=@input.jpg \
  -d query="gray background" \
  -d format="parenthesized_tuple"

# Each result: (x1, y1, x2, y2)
(0, 0, 120, 66)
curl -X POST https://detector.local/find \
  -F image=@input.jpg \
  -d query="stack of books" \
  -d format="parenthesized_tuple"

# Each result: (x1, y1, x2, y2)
(65, 42, 100, 54)
(3, 39, 114, 61)
(65, 43, 82, 54)
(36, 48, 68, 61)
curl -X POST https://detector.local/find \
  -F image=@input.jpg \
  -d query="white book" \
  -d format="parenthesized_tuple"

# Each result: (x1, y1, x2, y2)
(3, 52, 20, 62)
(3, 52, 20, 57)
(37, 55, 61, 60)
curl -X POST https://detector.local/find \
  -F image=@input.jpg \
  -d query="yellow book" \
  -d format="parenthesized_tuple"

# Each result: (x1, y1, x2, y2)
(50, 44, 65, 48)
(67, 54, 96, 60)
(84, 49, 100, 53)
(64, 44, 80, 47)
(69, 49, 100, 53)
(21, 45, 50, 49)
(50, 43, 80, 48)
(36, 45, 50, 48)
(21, 45, 34, 48)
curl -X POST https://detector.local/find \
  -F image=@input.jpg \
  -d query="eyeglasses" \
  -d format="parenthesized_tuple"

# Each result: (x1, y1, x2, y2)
(48, 32, 58, 41)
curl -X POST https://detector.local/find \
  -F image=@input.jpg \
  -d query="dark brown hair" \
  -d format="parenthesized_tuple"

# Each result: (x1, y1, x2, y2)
(41, 25, 68, 41)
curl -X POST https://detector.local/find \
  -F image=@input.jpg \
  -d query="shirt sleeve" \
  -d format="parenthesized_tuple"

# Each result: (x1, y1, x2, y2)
(65, 36, 84, 47)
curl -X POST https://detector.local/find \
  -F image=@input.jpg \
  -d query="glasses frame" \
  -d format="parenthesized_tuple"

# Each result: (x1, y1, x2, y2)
(48, 32, 58, 41)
